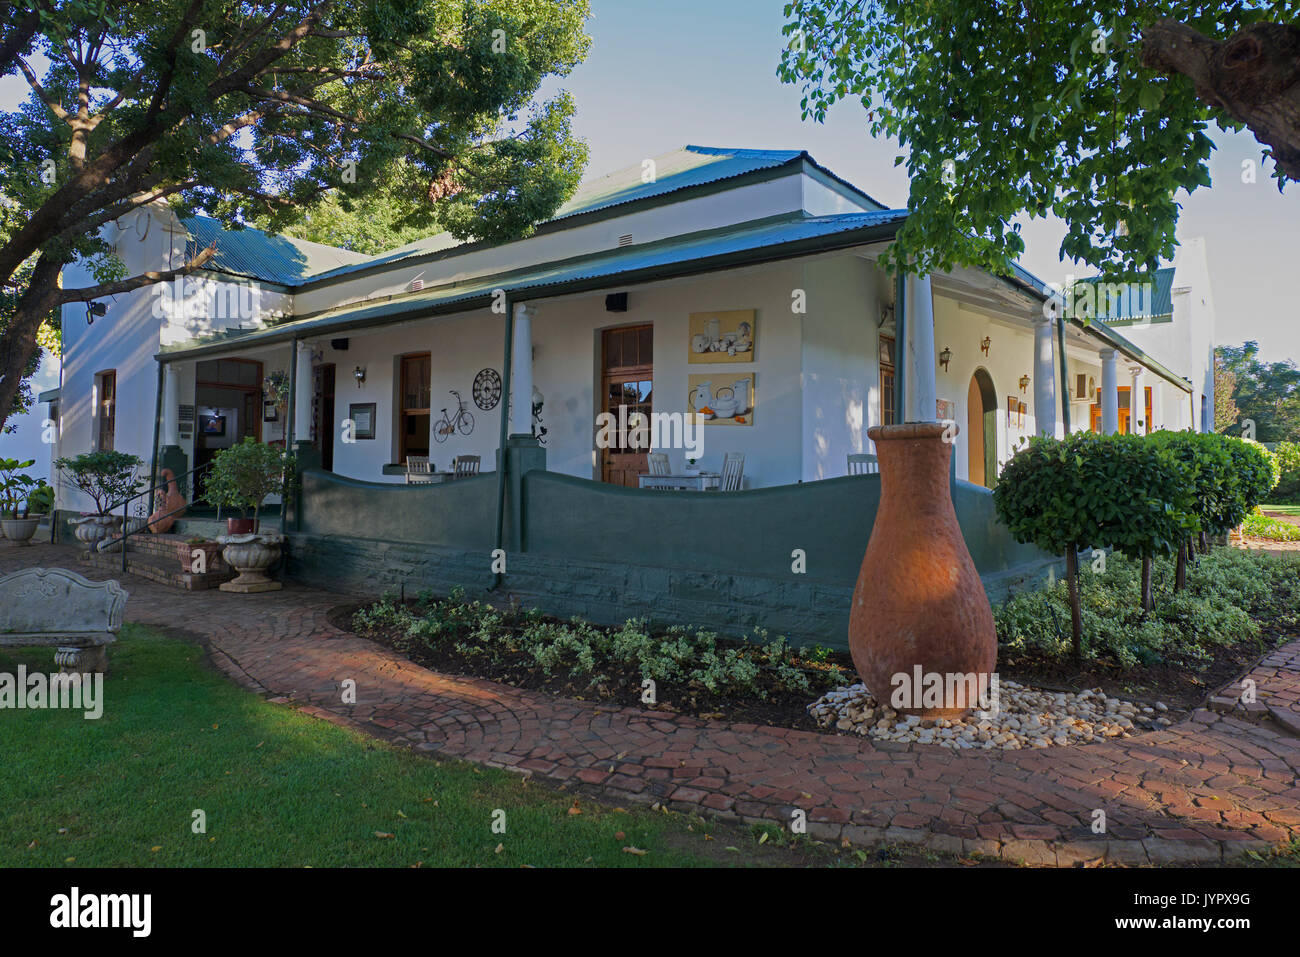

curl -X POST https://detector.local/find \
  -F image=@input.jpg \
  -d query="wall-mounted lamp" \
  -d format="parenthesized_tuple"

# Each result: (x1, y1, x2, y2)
(86, 301, 107, 325)
(980, 336, 991, 356)
(939, 347, 953, 372)
(1019, 374, 1031, 393)
(353, 366, 366, 388)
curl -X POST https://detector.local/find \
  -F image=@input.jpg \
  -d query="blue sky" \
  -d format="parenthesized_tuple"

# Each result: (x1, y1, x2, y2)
(2, 0, 1297, 472)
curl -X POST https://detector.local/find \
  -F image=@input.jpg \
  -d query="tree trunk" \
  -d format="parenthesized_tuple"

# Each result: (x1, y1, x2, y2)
(1141, 556, 1154, 612)
(1199, 530, 1209, 554)
(1142, 20, 1300, 180)
(0, 256, 65, 432)
(1065, 547, 1083, 664)
(1175, 539, 1188, 591)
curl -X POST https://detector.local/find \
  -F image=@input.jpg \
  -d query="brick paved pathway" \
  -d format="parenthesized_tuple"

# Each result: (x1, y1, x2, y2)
(5, 543, 1299, 866)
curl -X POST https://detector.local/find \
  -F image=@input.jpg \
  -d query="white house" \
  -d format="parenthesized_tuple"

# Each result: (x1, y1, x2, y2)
(29, 145, 1216, 641)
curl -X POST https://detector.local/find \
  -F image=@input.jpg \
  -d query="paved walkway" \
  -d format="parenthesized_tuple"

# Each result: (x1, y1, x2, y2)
(5, 543, 1299, 866)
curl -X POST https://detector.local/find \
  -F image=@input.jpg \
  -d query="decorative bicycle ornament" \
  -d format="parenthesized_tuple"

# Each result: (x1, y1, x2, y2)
(434, 390, 475, 441)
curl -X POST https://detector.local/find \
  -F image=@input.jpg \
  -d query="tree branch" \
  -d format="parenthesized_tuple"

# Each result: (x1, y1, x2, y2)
(56, 244, 218, 304)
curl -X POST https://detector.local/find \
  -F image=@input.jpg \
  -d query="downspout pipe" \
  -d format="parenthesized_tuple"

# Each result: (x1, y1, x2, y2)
(893, 269, 906, 425)
(149, 360, 165, 493)
(282, 338, 298, 538)
(492, 294, 515, 591)
(1056, 313, 1071, 434)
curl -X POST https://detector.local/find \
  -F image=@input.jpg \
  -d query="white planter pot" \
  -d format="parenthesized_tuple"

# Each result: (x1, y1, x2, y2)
(71, 515, 119, 550)
(217, 533, 285, 593)
(0, 516, 39, 544)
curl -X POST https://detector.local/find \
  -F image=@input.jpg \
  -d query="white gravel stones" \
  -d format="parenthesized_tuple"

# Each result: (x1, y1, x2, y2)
(808, 681, 1169, 749)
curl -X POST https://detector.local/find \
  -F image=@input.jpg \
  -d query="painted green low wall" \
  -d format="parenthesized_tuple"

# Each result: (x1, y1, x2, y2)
(296, 469, 497, 551)
(523, 471, 1047, 586)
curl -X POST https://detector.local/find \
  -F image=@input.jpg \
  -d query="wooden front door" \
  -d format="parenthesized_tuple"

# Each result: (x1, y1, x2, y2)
(600, 325, 653, 486)
(314, 363, 336, 470)
(1090, 386, 1153, 433)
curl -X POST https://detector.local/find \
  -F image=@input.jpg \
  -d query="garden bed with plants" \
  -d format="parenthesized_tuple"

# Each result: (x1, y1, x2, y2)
(335, 546, 1300, 734)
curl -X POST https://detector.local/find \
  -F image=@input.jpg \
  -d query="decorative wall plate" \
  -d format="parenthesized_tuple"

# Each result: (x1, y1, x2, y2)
(473, 368, 502, 411)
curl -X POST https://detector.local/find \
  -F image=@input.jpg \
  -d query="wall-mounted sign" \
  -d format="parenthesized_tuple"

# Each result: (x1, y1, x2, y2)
(688, 310, 755, 364)
(348, 402, 377, 440)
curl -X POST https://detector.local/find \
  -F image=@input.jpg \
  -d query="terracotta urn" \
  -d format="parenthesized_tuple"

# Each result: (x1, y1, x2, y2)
(217, 532, 284, 593)
(848, 423, 997, 719)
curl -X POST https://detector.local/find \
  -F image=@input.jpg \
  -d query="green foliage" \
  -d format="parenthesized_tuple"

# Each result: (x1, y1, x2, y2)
(53, 450, 142, 514)
(1242, 510, 1300, 542)
(353, 587, 846, 700)
(0, 456, 37, 517)
(202, 437, 293, 518)
(1149, 431, 1237, 538)
(995, 549, 1300, 668)
(1225, 437, 1279, 522)
(1217, 342, 1300, 443)
(993, 430, 1197, 560)
(777, 1, 1287, 279)
(1272, 441, 1300, 503)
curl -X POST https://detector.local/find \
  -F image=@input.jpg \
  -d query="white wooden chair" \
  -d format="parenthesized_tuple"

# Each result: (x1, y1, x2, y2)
(720, 452, 745, 492)
(405, 455, 434, 484)
(451, 455, 481, 480)
(847, 453, 879, 475)
(647, 452, 670, 476)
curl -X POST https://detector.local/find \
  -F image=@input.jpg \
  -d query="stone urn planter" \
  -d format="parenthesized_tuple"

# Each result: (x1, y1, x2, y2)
(71, 514, 120, 551)
(848, 423, 997, 719)
(0, 516, 39, 544)
(217, 532, 284, 593)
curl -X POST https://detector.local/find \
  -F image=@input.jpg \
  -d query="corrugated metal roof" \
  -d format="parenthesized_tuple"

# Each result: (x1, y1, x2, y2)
(161, 210, 907, 356)
(184, 215, 370, 286)
(1078, 266, 1176, 321)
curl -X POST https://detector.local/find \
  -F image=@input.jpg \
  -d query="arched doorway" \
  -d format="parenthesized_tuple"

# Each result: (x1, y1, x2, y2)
(966, 368, 998, 487)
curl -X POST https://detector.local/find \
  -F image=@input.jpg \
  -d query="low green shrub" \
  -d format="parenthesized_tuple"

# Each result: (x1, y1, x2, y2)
(995, 549, 1300, 668)
(1272, 441, 1300, 504)
(353, 588, 847, 699)
(1242, 510, 1300, 542)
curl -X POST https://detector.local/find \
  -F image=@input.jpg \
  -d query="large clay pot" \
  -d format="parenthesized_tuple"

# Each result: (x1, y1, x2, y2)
(217, 533, 283, 593)
(848, 423, 996, 719)
(226, 517, 257, 535)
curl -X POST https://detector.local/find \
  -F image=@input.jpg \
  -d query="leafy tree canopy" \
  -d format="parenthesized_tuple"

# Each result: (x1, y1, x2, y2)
(778, 1, 1298, 281)
(1217, 341, 1300, 442)
(0, 0, 592, 429)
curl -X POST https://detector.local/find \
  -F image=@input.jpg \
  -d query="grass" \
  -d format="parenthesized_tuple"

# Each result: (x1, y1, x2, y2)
(1262, 503, 1300, 516)
(0, 624, 948, 869)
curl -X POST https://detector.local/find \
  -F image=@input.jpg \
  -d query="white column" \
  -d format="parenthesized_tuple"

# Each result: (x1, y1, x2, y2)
(904, 272, 937, 422)
(1129, 365, 1145, 434)
(1151, 381, 1165, 432)
(163, 364, 181, 446)
(1033, 317, 1057, 438)
(294, 341, 313, 442)
(1100, 348, 1119, 434)
(509, 304, 536, 436)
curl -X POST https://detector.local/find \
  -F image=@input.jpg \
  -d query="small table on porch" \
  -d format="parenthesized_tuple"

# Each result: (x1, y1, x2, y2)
(637, 471, 720, 491)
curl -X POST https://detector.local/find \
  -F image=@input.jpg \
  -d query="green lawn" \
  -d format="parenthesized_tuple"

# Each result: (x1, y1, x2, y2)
(0, 625, 891, 868)
(1263, 504, 1300, 516)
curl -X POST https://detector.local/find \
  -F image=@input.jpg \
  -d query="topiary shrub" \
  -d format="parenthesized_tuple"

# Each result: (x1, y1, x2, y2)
(1272, 441, 1300, 504)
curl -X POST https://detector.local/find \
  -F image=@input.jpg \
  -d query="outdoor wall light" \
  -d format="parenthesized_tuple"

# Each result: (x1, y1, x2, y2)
(1019, 374, 1031, 393)
(939, 347, 953, 371)
(86, 301, 107, 325)
(353, 366, 366, 387)
(980, 336, 991, 355)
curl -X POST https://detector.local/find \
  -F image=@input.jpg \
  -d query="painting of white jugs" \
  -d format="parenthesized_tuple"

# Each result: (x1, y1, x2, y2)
(688, 373, 755, 426)
(688, 309, 755, 363)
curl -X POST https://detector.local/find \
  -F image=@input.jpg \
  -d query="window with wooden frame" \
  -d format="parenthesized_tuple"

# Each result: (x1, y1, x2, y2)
(95, 370, 116, 451)
(399, 353, 431, 459)
(878, 336, 896, 426)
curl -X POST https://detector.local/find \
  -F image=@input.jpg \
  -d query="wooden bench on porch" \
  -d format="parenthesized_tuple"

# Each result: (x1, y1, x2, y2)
(0, 567, 128, 673)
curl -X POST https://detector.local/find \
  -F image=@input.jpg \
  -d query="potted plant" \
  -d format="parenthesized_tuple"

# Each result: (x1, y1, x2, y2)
(53, 451, 143, 550)
(263, 369, 291, 421)
(203, 437, 295, 593)
(0, 457, 40, 544)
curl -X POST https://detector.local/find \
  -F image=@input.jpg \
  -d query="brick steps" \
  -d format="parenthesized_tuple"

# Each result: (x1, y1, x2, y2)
(82, 533, 233, 590)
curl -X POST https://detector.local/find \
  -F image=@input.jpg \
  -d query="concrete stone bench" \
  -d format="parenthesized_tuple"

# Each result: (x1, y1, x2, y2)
(0, 567, 128, 673)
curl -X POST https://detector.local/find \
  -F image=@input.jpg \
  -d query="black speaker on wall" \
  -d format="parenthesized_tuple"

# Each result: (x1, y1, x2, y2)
(330, 338, 349, 350)
(605, 293, 628, 313)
